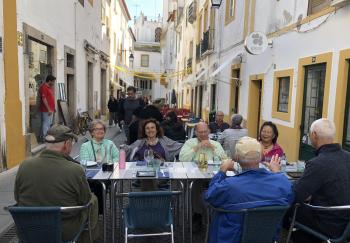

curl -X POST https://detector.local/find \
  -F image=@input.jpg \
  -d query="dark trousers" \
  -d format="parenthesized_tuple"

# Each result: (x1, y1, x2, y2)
(109, 112, 118, 125)
(88, 180, 110, 214)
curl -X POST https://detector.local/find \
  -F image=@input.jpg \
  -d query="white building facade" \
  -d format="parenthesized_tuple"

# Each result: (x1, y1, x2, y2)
(132, 13, 166, 100)
(170, 0, 350, 162)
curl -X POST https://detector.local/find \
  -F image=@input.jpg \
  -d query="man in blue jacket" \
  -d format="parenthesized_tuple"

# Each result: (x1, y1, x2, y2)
(205, 136, 293, 243)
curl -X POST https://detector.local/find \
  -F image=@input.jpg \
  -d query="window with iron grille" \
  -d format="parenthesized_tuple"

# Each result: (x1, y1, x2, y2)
(277, 76, 290, 113)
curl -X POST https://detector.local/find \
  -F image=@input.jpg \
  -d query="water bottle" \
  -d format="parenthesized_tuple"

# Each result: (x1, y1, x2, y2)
(280, 154, 287, 172)
(119, 144, 126, 169)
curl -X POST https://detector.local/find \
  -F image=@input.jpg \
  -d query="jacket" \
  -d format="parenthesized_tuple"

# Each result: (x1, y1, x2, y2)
(205, 169, 293, 243)
(14, 150, 92, 241)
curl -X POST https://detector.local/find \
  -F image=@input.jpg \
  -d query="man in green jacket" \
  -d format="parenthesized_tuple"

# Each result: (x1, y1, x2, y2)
(14, 124, 98, 242)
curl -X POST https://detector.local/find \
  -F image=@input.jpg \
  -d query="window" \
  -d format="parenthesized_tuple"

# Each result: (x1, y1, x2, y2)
(141, 55, 149, 67)
(272, 69, 294, 121)
(66, 53, 74, 68)
(155, 27, 161, 42)
(308, 0, 331, 15)
(78, 0, 84, 6)
(225, 0, 235, 25)
(277, 77, 290, 112)
(149, 80, 152, 89)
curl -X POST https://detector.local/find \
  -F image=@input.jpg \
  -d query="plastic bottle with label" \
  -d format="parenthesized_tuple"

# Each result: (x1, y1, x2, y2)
(119, 144, 126, 169)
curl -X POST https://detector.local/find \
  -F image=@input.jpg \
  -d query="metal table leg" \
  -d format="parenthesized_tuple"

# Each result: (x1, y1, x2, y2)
(111, 180, 116, 243)
(100, 181, 107, 243)
(189, 180, 194, 243)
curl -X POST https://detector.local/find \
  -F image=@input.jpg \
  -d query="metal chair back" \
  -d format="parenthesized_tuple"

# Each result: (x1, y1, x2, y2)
(209, 205, 289, 243)
(8, 206, 62, 243)
(126, 191, 173, 229)
(287, 203, 350, 243)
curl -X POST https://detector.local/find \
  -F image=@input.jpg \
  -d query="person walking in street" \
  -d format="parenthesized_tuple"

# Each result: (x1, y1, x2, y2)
(14, 124, 99, 242)
(107, 95, 119, 127)
(39, 74, 56, 139)
(119, 86, 145, 144)
(209, 111, 230, 133)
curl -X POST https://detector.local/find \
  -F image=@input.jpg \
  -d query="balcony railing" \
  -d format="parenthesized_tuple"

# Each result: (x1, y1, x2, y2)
(187, 58, 193, 74)
(200, 28, 214, 56)
(196, 44, 200, 61)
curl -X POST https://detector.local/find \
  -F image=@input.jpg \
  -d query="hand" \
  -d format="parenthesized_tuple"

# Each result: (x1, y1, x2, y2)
(220, 159, 235, 172)
(200, 140, 215, 150)
(48, 111, 53, 116)
(263, 154, 281, 173)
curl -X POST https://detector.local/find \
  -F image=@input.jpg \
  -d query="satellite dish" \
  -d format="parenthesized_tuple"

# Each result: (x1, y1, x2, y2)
(244, 31, 269, 55)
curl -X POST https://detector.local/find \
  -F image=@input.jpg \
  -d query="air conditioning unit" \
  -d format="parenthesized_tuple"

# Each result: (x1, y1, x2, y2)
(331, 0, 350, 8)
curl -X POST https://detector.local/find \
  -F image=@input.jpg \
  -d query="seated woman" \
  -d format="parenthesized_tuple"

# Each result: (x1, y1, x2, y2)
(80, 120, 119, 214)
(80, 120, 119, 163)
(258, 121, 284, 162)
(127, 118, 183, 161)
(161, 111, 186, 142)
(218, 114, 248, 159)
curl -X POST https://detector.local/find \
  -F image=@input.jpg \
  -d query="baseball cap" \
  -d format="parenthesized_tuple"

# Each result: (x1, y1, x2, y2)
(235, 136, 261, 158)
(45, 124, 78, 143)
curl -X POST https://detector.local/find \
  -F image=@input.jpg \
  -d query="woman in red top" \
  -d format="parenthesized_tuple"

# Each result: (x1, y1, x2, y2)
(258, 121, 284, 162)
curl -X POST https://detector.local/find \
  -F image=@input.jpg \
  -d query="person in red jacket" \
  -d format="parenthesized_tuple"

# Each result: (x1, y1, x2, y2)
(39, 74, 56, 138)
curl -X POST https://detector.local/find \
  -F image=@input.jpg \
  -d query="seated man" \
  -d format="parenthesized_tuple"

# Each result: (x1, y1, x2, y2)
(209, 111, 230, 133)
(205, 136, 293, 243)
(179, 122, 226, 162)
(14, 124, 98, 242)
(179, 122, 226, 232)
(267, 118, 350, 243)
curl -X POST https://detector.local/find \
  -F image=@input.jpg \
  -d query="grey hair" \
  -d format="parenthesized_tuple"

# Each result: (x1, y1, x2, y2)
(89, 120, 106, 133)
(46, 141, 66, 151)
(310, 118, 336, 140)
(237, 151, 261, 164)
(231, 114, 243, 126)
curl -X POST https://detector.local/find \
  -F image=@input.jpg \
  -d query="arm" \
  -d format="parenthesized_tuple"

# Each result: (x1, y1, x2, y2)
(293, 161, 326, 203)
(213, 141, 227, 159)
(179, 140, 196, 161)
(76, 169, 92, 205)
(111, 143, 119, 163)
(41, 88, 53, 114)
(80, 142, 93, 161)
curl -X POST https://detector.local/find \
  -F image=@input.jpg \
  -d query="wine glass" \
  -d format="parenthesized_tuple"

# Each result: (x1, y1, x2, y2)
(144, 149, 154, 167)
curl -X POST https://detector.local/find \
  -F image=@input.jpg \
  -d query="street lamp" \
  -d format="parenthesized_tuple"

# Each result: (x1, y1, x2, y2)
(129, 53, 134, 68)
(211, 0, 223, 8)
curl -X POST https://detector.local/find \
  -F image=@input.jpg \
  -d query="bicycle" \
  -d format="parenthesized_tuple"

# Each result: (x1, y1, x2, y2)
(74, 110, 92, 135)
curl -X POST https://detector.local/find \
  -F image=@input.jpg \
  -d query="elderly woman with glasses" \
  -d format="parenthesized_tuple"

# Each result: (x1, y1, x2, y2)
(80, 120, 119, 163)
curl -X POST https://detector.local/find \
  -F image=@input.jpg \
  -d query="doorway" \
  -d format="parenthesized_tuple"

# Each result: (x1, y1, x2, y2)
(342, 61, 350, 151)
(247, 78, 263, 139)
(87, 62, 94, 117)
(299, 64, 326, 161)
(100, 69, 107, 115)
(198, 85, 203, 118)
(230, 68, 240, 115)
(28, 38, 52, 142)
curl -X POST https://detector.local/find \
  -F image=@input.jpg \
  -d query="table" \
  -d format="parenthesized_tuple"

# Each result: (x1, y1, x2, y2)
(110, 162, 187, 243)
(85, 165, 113, 243)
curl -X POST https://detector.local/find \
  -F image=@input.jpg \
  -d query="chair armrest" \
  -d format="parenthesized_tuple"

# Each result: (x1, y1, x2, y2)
(302, 203, 350, 211)
(60, 196, 93, 213)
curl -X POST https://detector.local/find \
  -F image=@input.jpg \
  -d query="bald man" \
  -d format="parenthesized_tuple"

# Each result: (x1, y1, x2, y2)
(209, 111, 230, 133)
(179, 122, 226, 162)
(267, 118, 350, 243)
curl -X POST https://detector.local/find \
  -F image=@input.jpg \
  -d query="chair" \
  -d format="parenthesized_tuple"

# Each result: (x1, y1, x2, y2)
(206, 204, 289, 243)
(6, 201, 92, 243)
(117, 191, 181, 243)
(286, 203, 350, 243)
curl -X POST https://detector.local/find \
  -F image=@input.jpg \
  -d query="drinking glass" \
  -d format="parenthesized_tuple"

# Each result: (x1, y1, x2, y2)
(144, 149, 154, 167)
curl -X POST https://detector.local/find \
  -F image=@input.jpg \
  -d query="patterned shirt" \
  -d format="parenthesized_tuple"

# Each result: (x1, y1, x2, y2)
(179, 138, 226, 162)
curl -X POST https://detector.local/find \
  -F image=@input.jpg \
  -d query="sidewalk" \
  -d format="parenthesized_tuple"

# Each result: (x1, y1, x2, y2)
(0, 123, 123, 238)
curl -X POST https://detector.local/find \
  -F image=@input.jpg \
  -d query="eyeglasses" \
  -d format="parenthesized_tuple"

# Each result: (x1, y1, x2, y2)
(93, 127, 105, 131)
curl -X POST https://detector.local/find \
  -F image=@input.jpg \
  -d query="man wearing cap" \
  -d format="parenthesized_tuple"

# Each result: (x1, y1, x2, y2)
(205, 136, 293, 243)
(14, 124, 98, 242)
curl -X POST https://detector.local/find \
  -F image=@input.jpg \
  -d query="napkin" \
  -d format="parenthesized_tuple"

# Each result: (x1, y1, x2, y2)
(157, 171, 170, 178)
(86, 169, 99, 179)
